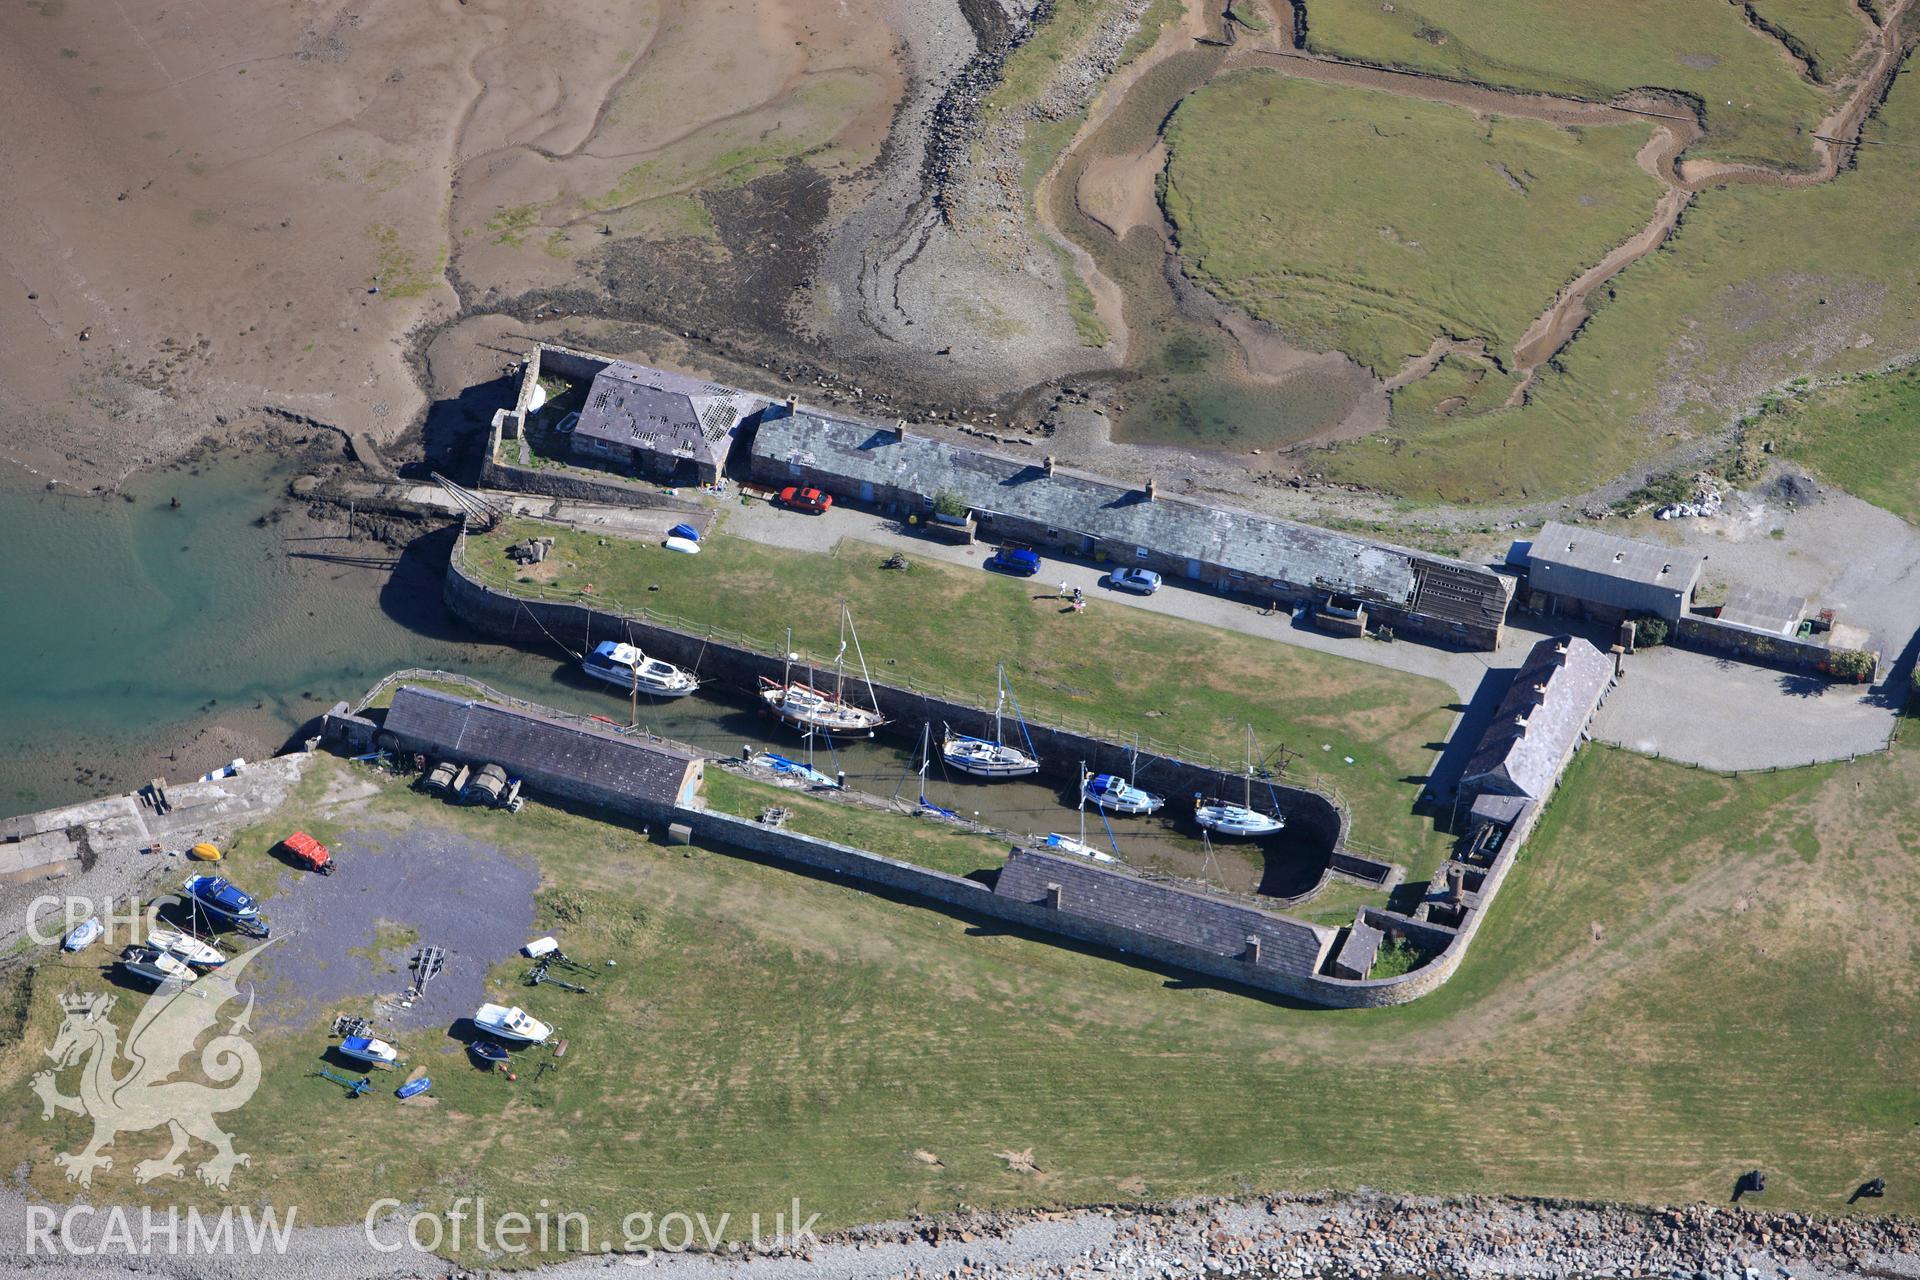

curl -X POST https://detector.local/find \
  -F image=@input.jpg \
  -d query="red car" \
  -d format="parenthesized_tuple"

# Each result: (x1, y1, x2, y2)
(777, 485, 833, 514)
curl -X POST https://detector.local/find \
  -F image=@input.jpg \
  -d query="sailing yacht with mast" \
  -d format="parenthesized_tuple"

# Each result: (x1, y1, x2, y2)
(1196, 726, 1287, 838)
(1037, 764, 1115, 861)
(760, 607, 888, 736)
(942, 664, 1039, 778)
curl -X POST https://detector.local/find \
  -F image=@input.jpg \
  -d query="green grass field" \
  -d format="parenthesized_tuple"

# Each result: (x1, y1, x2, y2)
(6, 738, 1917, 1262)
(1318, 60, 1920, 504)
(1298, 0, 1839, 170)
(1766, 364, 1920, 524)
(463, 520, 1460, 867)
(1162, 71, 1663, 378)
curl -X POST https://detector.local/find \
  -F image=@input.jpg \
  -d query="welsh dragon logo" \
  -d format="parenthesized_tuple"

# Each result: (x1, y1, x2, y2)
(32, 941, 269, 1189)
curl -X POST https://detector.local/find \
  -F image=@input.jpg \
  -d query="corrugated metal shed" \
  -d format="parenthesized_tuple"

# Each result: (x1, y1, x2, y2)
(1462, 636, 1613, 800)
(383, 686, 701, 810)
(755, 411, 1479, 606)
(994, 849, 1333, 977)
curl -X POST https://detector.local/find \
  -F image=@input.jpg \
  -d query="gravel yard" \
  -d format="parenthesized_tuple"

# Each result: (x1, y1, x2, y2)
(248, 821, 539, 1035)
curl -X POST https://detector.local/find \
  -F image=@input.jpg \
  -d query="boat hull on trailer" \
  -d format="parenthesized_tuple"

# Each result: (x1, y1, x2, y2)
(1083, 774, 1163, 816)
(1195, 801, 1286, 838)
(181, 874, 268, 934)
(752, 752, 836, 788)
(941, 734, 1039, 778)
(759, 680, 886, 736)
(581, 641, 698, 698)
(338, 1035, 400, 1068)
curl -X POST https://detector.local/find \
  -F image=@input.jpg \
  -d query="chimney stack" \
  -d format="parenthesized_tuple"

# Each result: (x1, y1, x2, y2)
(1042, 454, 1055, 476)
(1513, 712, 1530, 729)
(1446, 864, 1466, 906)
(1144, 476, 1157, 501)
(1243, 935, 1262, 964)
(1044, 883, 1062, 910)
(893, 419, 907, 442)
(783, 395, 797, 414)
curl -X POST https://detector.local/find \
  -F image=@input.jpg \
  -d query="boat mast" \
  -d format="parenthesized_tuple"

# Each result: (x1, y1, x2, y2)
(1244, 724, 1255, 808)
(834, 606, 849, 705)
(993, 663, 1007, 746)
(783, 627, 794, 688)
(1078, 761, 1088, 845)
(845, 607, 884, 718)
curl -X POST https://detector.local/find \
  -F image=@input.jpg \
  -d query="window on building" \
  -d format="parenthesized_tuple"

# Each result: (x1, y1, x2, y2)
(1136, 547, 1149, 560)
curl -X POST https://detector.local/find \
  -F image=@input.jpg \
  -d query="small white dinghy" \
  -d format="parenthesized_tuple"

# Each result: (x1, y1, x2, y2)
(663, 536, 700, 555)
(62, 917, 104, 952)
(338, 1035, 402, 1070)
(118, 945, 194, 987)
(474, 1002, 552, 1046)
(147, 929, 226, 970)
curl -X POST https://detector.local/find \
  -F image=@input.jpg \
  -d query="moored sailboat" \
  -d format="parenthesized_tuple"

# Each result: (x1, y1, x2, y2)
(1195, 725, 1287, 838)
(942, 665, 1039, 778)
(760, 609, 888, 736)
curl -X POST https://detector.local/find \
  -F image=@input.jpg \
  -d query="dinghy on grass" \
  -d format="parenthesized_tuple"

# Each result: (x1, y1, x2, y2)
(62, 918, 103, 952)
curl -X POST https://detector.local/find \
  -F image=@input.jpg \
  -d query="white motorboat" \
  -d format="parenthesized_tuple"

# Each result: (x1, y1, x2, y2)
(1083, 772, 1163, 816)
(473, 1002, 551, 1046)
(941, 665, 1039, 778)
(147, 929, 226, 970)
(118, 945, 194, 986)
(1195, 725, 1287, 838)
(752, 751, 837, 788)
(338, 1034, 401, 1069)
(760, 610, 887, 736)
(581, 641, 699, 698)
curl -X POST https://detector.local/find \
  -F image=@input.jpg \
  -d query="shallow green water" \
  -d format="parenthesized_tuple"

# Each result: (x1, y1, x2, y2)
(0, 453, 577, 819)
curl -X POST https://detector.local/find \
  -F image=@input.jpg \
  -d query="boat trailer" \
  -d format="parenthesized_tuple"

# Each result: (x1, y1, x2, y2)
(524, 950, 594, 994)
(312, 1065, 370, 1098)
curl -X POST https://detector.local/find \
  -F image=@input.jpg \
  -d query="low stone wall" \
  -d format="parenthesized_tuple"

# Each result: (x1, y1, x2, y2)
(676, 809, 1333, 1002)
(1672, 614, 1875, 679)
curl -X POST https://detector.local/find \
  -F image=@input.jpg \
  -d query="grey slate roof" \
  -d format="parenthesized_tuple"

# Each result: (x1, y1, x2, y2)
(573, 362, 755, 466)
(993, 849, 1333, 977)
(1718, 583, 1806, 635)
(383, 686, 700, 808)
(1467, 793, 1531, 828)
(754, 411, 1496, 606)
(1530, 521, 1706, 589)
(1462, 636, 1612, 800)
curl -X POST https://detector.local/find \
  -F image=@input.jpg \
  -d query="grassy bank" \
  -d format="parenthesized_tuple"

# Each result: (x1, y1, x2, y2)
(1299, 0, 1837, 170)
(462, 520, 1460, 864)
(1766, 364, 1920, 524)
(1318, 58, 1920, 504)
(5, 741, 1916, 1260)
(1162, 71, 1663, 378)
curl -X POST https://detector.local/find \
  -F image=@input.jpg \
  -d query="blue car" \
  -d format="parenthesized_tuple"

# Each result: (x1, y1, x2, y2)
(1108, 566, 1162, 595)
(986, 547, 1041, 577)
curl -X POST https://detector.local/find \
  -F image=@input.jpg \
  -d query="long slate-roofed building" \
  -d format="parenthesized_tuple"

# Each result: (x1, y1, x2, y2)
(1461, 635, 1613, 801)
(749, 409, 1510, 648)
(994, 848, 1335, 980)
(381, 685, 704, 819)
(568, 361, 759, 485)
